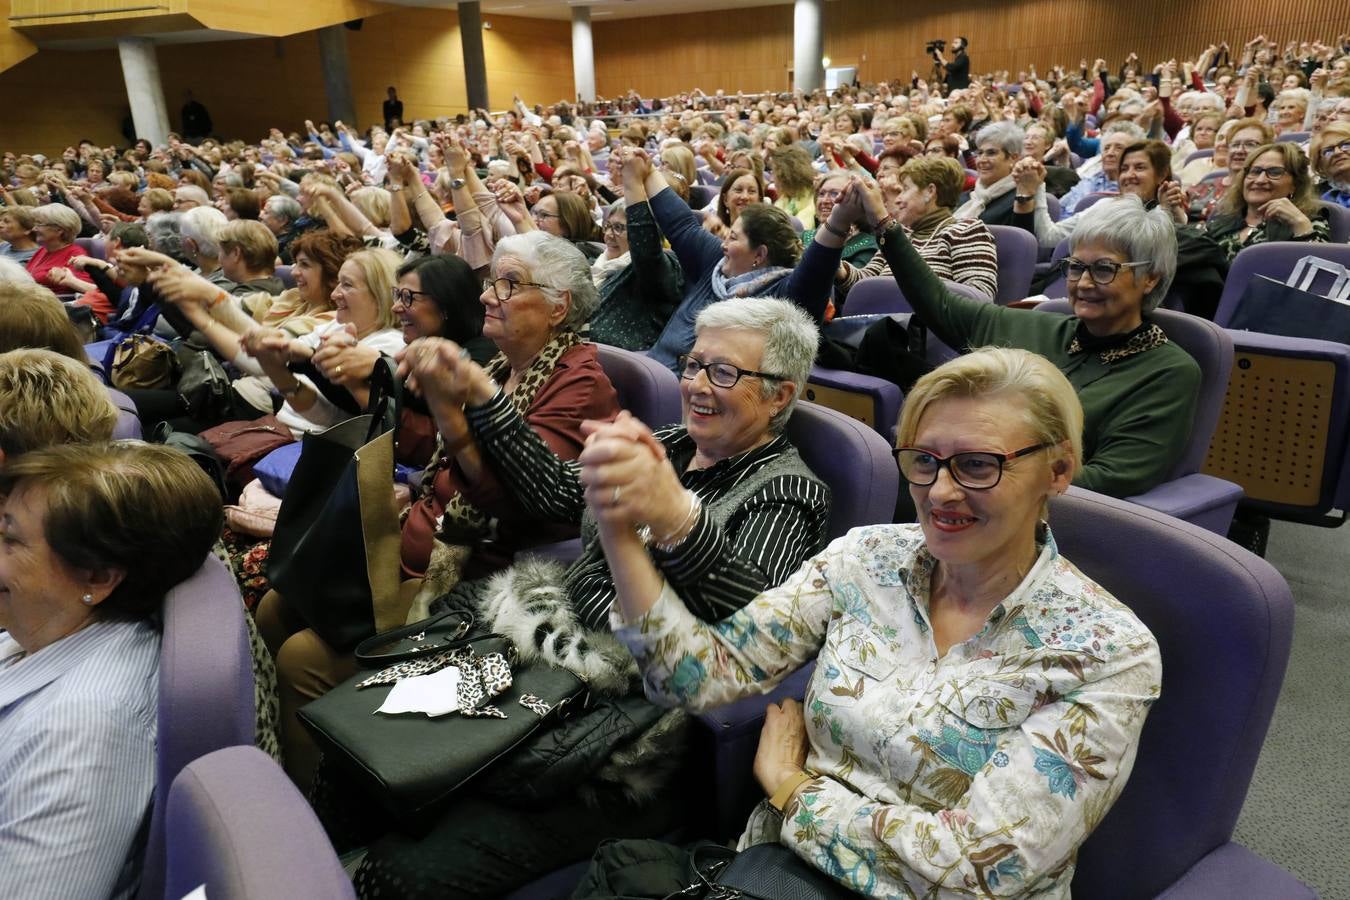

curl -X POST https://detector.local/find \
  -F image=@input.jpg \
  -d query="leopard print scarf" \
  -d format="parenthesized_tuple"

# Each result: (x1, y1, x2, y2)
(1067, 322, 1168, 364)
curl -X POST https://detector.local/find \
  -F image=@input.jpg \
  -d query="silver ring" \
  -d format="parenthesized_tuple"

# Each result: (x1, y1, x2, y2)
(611, 485, 622, 506)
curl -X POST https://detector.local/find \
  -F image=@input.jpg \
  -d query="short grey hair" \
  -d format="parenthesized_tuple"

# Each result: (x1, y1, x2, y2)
(603, 199, 625, 222)
(217, 172, 244, 188)
(974, 121, 1025, 157)
(1071, 194, 1176, 312)
(1102, 120, 1147, 142)
(179, 205, 228, 260)
(0, 257, 33, 283)
(492, 231, 598, 331)
(144, 211, 184, 261)
(694, 297, 820, 432)
(175, 184, 210, 207)
(264, 194, 302, 225)
(31, 204, 82, 243)
(724, 132, 753, 152)
(1277, 87, 1311, 107)
(1190, 92, 1225, 113)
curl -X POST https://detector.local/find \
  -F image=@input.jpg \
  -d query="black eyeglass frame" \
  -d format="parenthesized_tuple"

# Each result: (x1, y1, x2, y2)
(676, 354, 787, 389)
(893, 443, 1051, 490)
(483, 276, 553, 302)
(1059, 257, 1150, 286)
(392, 286, 435, 307)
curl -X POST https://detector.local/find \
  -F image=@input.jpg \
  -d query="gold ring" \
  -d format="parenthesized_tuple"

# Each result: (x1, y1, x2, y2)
(335, 364, 343, 376)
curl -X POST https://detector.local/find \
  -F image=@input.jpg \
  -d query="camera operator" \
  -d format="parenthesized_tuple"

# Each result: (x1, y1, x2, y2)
(931, 35, 971, 92)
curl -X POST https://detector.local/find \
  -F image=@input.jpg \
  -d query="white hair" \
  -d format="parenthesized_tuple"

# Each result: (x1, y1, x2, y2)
(695, 296, 819, 431)
(179, 205, 228, 260)
(974, 121, 1025, 157)
(1071, 195, 1176, 311)
(491, 231, 598, 331)
(0, 257, 33, 283)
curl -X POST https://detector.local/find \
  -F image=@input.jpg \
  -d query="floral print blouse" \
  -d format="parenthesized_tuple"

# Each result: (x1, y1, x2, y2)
(612, 524, 1161, 899)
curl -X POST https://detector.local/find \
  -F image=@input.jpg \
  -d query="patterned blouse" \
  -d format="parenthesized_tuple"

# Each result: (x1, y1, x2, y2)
(612, 524, 1161, 898)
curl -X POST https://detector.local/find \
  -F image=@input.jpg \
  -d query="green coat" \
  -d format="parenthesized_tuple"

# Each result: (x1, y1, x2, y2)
(590, 201, 684, 352)
(877, 226, 1201, 498)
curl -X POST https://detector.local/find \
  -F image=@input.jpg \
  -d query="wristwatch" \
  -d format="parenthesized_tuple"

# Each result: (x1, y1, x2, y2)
(450, 177, 467, 190)
(1015, 194, 1036, 203)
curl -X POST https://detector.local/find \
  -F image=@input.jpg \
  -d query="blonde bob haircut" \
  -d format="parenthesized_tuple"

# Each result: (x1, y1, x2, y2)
(0, 348, 118, 458)
(342, 247, 401, 331)
(897, 347, 1083, 505)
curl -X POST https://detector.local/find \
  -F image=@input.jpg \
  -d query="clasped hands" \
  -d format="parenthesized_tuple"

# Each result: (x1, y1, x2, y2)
(577, 412, 690, 538)
(312, 324, 380, 388)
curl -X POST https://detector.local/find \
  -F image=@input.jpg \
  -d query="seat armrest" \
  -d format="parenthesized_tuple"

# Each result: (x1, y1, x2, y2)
(1126, 474, 1244, 535)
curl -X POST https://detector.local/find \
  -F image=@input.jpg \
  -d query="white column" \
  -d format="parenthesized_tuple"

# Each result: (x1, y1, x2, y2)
(117, 38, 170, 147)
(571, 5, 595, 103)
(793, 0, 825, 93)
(318, 25, 358, 127)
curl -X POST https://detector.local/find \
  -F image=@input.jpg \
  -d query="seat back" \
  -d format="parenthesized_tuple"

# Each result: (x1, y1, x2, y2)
(688, 184, 718, 208)
(1322, 201, 1350, 243)
(1276, 130, 1310, 143)
(1202, 330, 1350, 524)
(138, 554, 255, 900)
(107, 387, 143, 440)
(842, 276, 911, 315)
(1200, 167, 1230, 182)
(1042, 238, 1073, 298)
(165, 746, 355, 900)
(987, 224, 1037, 304)
(1183, 148, 1215, 166)
(75, 236, 106, 260)
(1048, 488, 1293, 899)
(1075, 190, 1119, 212)
(1044, 192, 1062, 223)
(592, 342, 683, 429)
(783, 400, 898, 541)
(1213, 242, 1350, 326)
(1037, 300, 1232, 479)
(274, 264, 296, 290)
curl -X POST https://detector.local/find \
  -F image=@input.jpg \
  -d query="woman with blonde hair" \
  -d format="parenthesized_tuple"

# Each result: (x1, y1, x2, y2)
(769, 145, 818, 229)
(1204, 142, 1331, 260)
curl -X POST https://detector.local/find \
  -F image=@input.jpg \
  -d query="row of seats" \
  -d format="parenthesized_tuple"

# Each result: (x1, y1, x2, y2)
(153, 340, 1310, 898)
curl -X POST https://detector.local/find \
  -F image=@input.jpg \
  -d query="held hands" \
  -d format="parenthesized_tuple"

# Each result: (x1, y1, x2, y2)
(1013, 157, 1046, 194)
(313, 324, 380, 387)
(397, 337, 496, 412)
(240, 327, 297, 368)
(578, 412, 683, 534)
(1157, 180, 1188, 221)
(490, 179, 531, 226)
(753, 699, 811, 799)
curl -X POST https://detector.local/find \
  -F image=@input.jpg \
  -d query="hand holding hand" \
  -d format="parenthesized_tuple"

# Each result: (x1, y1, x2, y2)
(397, 337, 495, 411)
(753, 699, 811, 799)
(578, 412, 682, 532)
(1012, 157, 1045, 194)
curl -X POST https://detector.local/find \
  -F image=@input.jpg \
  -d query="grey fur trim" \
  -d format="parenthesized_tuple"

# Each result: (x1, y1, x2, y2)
(580, 708, 690, 807)
(478, 555, 636, 697)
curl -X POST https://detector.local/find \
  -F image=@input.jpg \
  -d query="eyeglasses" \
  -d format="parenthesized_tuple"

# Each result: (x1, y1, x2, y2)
(1060, 257, 1150, 285)
(392, 287, 434, 307)
(531, 210, 560, 221)
(894, 444, 1050, 490)
(1322, 140, 1350, 159)
(1228, 139, 1264, 151)
(483, 277, 550, 302)
(817, 188, 845, 201)
(974, 148, 1006, 159)
(676, 354, 785, 389)
(602, 221, 627, 235)
(1245, 165, 1288, 180)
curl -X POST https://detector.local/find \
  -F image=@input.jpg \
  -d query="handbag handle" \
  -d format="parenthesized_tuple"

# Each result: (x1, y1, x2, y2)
(354, 608, 479, 666)
(363, 355, 404, 446)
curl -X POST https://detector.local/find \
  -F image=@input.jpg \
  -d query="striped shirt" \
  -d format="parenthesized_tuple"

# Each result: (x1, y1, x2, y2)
(836, 216, 998, 309)
(465, 390, 831, 630)
(0, 618, 159, 900)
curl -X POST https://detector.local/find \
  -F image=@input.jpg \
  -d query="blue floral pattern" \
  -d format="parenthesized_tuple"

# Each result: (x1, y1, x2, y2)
(613, 524, 1161, 899)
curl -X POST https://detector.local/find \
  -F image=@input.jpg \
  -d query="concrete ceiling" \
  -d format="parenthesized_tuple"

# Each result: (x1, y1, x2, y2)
(390, 0, 796, 21)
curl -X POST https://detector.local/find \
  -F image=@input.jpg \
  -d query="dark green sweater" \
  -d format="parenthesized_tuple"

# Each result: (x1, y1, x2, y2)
(877, 226, 1201, 498)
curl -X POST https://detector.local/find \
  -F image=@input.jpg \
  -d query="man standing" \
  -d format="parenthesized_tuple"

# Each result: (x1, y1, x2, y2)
(383, 87, 404, 131)
(933, 36, 971, 92)
(181, 91, 213, 142)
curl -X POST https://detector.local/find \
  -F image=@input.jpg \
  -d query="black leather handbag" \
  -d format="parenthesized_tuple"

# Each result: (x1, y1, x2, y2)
(297, 610, 589, 818)
(686, 842, 860, 900)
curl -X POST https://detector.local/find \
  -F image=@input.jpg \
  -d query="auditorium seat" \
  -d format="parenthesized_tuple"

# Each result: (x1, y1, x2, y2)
(1276, 130, 1310, 144)
(75, 236, 106, 260)
(165, 746, 355, 900)
(1036, 300, 1244, 534)
(1199, 168, 1229, 183)
(1072, 190, 1119, 213)
(137, 554, 255, 900)
(107, 387, 143, 439)
(593, 341, 683, 429)
(1183, 148, 1215, 167)
(275, 264, 296, 290)
(688, 184, 718, 208)
(1212, 242, 1350, 327)
(1321, 202, 1350, 243)
(987, 224, 1038, 304)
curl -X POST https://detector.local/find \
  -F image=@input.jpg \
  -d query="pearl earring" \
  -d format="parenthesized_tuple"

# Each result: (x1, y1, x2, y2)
(81, 593, 94, 605)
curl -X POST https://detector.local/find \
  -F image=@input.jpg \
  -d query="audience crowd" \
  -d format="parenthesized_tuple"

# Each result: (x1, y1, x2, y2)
(0, 28, 1347, 899)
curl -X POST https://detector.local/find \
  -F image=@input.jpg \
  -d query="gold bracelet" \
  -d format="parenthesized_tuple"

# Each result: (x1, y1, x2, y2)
(768, 769, 816, 813)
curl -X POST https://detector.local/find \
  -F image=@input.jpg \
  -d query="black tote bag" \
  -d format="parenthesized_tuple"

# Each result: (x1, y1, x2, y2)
(267, 359, 406, 651)
(1229, 274, 1350, 344)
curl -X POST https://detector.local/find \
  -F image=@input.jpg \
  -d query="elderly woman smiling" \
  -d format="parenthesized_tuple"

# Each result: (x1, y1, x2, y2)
(593, 347, 1160, 899)
(0, 441, 222, 899)
(854, 177, 1199, 499)
(953, 122, 1024, 226)
(23, 204, 90, 293)
(331, 297, 831, 898)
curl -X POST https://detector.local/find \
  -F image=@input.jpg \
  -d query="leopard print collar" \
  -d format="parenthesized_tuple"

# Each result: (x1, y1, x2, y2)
(1067, 322, 1168, 364)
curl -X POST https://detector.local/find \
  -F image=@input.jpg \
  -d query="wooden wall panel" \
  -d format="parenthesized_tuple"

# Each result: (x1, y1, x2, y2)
(0, 8, 569, 154)
(594, 0, 1348, 97)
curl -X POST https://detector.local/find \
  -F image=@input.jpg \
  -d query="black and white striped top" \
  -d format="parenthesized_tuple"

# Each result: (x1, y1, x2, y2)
(466, 390, 831, 630)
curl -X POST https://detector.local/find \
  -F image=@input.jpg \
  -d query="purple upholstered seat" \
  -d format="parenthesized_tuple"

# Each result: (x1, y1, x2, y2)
(1321, 201, 1350, 243)
(75, 236, 106, 260)
(987, 224, 1038, 304)
(593, 342, 683, 429)
(1183, 148, 1215, 167)
(1036, 299, 1243, 533)
(274, 264, 296, 290)
(165, 746, 355, 900)
(1074, 190, 1119, 212)
(1276, 130, 1310, 143)
(1213, 241, 1350, 327)
(1045, 192, 1063, 223)
(688, 184, 718, 209)
(107, 387, 143, 440)
(783, 399, 898, 540)
(1049, 488, 1312, 899)
(137, 554, 255, 900)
